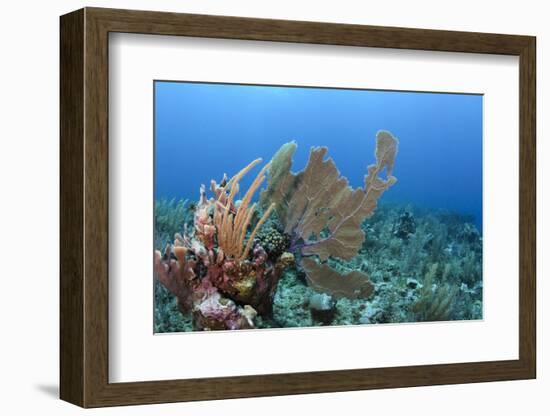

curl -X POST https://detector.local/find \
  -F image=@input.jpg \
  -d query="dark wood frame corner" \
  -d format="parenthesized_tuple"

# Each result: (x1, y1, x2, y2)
(60, 7, 536, 408)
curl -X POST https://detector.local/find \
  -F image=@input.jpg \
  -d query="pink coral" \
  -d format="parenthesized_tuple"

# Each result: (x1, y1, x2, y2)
(193, 284, 256, 330)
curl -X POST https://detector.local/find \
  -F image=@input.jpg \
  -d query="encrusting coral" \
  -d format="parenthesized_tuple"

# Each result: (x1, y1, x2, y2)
(155, 130, 398, 330)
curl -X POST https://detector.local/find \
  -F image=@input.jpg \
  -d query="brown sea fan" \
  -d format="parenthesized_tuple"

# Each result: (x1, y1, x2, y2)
(261, 130, 399, 299)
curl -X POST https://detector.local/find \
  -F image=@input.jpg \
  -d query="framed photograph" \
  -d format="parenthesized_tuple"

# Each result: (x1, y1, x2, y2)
(60, 7, 536, 408)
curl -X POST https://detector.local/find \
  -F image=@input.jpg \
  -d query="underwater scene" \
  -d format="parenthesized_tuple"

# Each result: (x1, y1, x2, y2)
(154, 81, 483, 332)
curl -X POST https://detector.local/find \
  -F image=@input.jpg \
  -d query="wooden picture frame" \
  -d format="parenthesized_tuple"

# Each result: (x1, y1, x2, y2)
(60, 7, 536, 408)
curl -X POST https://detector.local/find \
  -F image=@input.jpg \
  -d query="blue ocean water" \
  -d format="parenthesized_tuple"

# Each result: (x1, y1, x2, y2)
(154, 81, 482, 231)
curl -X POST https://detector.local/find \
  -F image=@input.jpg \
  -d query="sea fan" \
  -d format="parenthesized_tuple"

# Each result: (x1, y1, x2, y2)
(261, 131, 398, 299)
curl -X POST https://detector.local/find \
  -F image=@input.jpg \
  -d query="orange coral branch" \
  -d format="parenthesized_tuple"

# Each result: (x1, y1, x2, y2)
(240, 202, 275, 262)
(213, 159, 273, 261)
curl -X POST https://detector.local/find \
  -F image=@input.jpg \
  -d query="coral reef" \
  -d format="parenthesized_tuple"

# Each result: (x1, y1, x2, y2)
(155, 200, 483, 330)
(268, 205, 482, 327)
(154, 159, 294, 330)
(154, 131, 483, 332)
